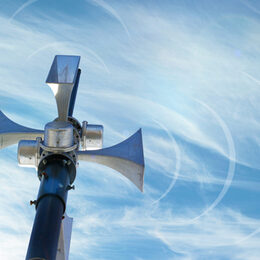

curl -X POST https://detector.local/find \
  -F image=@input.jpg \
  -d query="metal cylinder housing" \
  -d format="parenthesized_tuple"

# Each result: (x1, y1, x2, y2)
(44, 121, 74, 148)
(18, 139, 39, 167)
(82, 121, 103, 150)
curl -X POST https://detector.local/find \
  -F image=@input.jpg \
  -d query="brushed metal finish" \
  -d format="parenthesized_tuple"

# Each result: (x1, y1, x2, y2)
(0, 110, 43, 150)
(49, 84, 74, 122)
(17, 139, 40, 168)
(44, 121, 74, 148)
(46, 55, 80, 121)
(82, 121, 103, 150)
(77, 129, 145, 192)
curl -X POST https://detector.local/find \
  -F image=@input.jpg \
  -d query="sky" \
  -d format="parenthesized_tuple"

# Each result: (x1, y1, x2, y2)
(0, 0, 260, 259)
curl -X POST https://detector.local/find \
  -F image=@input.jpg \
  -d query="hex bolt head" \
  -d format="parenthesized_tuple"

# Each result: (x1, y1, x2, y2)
(42, 159, 47, 165)
(30, 200, 37, 206)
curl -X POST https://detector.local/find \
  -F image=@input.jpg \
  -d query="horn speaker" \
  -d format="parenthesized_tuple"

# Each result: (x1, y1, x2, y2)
(0, 110, 43, 150)
(77, 129, 145, 191)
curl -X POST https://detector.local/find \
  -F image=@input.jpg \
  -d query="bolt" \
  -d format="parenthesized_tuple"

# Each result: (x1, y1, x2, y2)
(62, 215, 65, 220)
(42, 159, 47, 165)
(66, 185, 75, 191)
(67, 160, 71, 166)
(42, 172, 48, 179)
(30, 200, 37, 206)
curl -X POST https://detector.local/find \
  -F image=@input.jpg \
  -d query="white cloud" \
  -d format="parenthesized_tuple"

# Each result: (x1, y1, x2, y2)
(0, 1, 260, 259)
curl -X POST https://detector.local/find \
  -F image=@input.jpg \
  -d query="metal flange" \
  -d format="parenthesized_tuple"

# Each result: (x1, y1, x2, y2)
(38, 153, 76, 185)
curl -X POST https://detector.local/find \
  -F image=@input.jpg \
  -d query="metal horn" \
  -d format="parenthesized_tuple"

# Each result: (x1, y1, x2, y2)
(0, 110, 43, 150)
(0, 54, 145, 259)
(46, 55, 80, 121)
(77, 129, 145, 192)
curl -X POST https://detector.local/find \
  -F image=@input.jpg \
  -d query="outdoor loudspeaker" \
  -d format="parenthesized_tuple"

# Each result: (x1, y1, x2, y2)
(77, 129, 145, 192)
(1, 55, 145, 260)
(0, 110, 43, 150)
(0, 110, 144, 191)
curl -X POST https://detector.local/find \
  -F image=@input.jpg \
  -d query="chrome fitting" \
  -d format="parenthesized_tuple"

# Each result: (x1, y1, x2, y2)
(17, 137, 41, 168)
(44, 121, 74, 148)
(81, 121, 103, 150)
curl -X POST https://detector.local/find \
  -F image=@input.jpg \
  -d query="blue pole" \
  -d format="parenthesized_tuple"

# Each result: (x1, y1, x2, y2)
(26, 155, 75, 260)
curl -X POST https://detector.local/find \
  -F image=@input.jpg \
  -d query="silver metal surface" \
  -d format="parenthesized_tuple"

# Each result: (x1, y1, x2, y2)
(77, 129, 145, 192)
(1, 54, 145, 260)
(0, 110, 43, 150)
(46, 55, 80, 121)
(44, 121, 74, 148)
(40, 142, 78, 153)
(56, 213, 73, 260)
(82, 121, 103, 150)
(17, 138, 41, 168)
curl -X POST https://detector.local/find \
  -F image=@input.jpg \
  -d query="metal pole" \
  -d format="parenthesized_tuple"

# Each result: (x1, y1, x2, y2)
(26, 155, 75, 260)
(0, 55, 145, 259)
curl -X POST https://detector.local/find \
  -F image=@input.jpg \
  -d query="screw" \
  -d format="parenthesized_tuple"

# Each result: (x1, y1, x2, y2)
(42, 159, 47, 165)
(30, 200, 37, 206)
(66, 185, 75, 191)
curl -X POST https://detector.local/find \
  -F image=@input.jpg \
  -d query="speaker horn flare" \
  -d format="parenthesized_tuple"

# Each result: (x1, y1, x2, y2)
(77, 129, 145, 192)
(0, 110, 43, 150)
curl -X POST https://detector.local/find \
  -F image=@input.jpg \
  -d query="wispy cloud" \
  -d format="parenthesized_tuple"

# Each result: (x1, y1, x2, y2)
(0, 0, 260, 259)
(86, 0, 131, 38)
(8, 0, 38, 22)
(71, 204, 260, 259)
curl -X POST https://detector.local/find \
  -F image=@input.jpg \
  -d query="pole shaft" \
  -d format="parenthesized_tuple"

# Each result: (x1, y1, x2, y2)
(26, 157, 72, 260)
(26, 196, 64, 260)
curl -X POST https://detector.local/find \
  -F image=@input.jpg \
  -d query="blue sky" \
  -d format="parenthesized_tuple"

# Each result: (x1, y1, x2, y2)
(0, 0, 260, 259)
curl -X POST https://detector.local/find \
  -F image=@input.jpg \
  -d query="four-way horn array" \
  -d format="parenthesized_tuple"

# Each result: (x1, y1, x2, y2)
(0, 55, 145, 260)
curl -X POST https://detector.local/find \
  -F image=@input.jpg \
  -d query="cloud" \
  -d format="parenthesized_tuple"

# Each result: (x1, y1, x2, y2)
(8, 0, 38, 22)
(0, 0, 260, 259)
(70, 204, 260, 259)
(86, 0, 131, 38)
